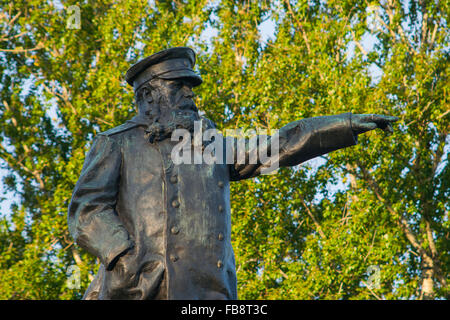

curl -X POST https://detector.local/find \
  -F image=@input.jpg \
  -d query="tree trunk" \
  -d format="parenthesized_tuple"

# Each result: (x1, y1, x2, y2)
(420, 258, 435, 300)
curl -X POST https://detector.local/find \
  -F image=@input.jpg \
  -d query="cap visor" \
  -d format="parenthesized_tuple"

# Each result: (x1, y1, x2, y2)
(158, 70, 203, 86)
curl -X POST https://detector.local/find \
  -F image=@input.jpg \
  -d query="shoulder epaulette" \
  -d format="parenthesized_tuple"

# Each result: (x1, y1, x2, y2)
(98, 121, 142, 137)
(98, 114, 151, 137)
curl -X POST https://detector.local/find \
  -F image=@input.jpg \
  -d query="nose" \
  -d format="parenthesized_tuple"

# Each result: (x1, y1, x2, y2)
(181, 83, 194, 98)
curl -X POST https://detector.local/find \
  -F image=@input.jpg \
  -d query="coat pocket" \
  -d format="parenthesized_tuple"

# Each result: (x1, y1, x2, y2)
(137, 260, 165, 299)
(100, 254, 165, 300)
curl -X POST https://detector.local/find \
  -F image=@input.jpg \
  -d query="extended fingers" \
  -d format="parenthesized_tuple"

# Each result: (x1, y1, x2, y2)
(369, 114, 397, 134)
(353, 114, 398, 135)
(366, 114, 399, 123)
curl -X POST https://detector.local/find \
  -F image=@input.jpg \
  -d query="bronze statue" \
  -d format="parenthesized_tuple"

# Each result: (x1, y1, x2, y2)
(68, 47, 398, 299)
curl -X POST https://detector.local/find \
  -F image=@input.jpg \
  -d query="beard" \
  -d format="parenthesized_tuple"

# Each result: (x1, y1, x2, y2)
(145, 96, 201, 143)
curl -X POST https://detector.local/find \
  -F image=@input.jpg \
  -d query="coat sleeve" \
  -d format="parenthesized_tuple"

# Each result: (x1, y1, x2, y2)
(68, 134, 134, 270)
(229, 112, 358, 181)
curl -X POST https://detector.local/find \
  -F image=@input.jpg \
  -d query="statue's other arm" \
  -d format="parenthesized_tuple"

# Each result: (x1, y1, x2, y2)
(230, 113, 398, 180)
(68, 135, 134, 270)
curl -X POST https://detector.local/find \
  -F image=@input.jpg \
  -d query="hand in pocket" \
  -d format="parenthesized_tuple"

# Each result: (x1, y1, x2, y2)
(105, 247, 140, 299)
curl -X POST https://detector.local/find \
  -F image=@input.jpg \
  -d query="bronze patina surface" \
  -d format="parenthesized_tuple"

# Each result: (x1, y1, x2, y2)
(68, 47, 398, 300)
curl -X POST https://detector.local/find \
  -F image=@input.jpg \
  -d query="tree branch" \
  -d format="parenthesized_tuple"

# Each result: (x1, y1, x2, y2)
(0, 143, 45, 190)
(356, 160, 425, 255)
(355, 160, 447, 290)
(361, 280, 383, 300)
(297, 194, 327, 239)
(0, 42, 44, 53)
(285, 0, 311, 55)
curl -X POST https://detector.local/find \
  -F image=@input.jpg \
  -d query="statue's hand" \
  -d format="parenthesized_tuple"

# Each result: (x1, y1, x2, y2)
(351, 114, 399, 135)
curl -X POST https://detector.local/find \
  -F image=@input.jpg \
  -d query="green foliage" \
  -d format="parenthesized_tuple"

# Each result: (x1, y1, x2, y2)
(0, 0, 448, 299)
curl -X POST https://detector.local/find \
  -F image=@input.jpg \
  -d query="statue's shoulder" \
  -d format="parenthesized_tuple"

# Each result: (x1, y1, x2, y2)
(98, 114, 149, 137)
(98, 122, 141, 137)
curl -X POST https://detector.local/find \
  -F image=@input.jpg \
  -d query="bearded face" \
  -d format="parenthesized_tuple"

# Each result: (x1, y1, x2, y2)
(136, 78, 201, 142)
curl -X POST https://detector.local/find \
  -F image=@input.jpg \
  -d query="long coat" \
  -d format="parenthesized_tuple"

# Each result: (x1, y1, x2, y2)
(67, 112, 357, 300)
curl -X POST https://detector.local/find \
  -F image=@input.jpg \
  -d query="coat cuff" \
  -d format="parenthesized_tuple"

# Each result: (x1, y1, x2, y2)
(318, 112, 358, 150)
(74, 210, 134, 270)
(103, 238, 134, 271)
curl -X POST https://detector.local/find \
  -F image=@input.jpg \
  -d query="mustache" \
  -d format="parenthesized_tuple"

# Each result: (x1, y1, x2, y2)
(173, 97, 197, 112)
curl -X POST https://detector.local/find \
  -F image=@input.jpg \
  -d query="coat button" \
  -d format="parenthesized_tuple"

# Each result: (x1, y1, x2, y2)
(218, 233, 224, 241)
(172, 199, 180, 208)
(218, 181, 224, 188)
(171, 226, 179, 235)
(170, 175, 178, 184)
(170, 254, 179, 262)
(217, 260, 223, 268)
(218, 205, 224, 213)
